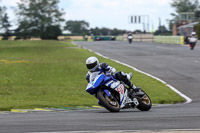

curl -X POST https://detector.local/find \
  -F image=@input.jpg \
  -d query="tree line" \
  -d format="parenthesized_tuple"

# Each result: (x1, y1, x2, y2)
(64, 20, 127, 36)
(0, 0, 66, 39)
(0, 0, 128, 40)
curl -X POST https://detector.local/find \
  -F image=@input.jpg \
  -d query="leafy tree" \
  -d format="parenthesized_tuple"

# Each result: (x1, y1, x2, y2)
(111, 28, 126, 36)
(170, 0, 200, 21)
(0, 4, 12, 39)
(0, 3, 6, 33)
(0, 0, 4, 17)
(0, 13, 12, 39)
(64, 20, 126, 36)
(64, 20, 89, 35)
(195, 9, 200, 19)
(97, 27, 110, 35)
(171, 0, 199, 13)
(90, 27, 100, 35)
(154, 25, 171, 35)
(15, 0, 64, 39)
(90, 27, 126, 36)
(0, 7, 3, 23)
(167, 19, 174, 31)
(197, 19, 200, 39)
(133, 30, 143, 33)
(41, 25, 62, 39)
(169, 0, 200, 32)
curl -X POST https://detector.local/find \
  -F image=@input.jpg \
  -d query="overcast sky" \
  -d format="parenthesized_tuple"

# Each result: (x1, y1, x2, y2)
(1, 0, 175, 31)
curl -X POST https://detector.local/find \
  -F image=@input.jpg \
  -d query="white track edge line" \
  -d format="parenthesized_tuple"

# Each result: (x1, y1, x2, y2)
(34, 128, 200, 133)
(75, 43, 192, 104)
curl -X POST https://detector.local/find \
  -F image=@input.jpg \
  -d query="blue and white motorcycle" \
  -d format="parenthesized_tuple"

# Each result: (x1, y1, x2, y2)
(86, 72, 152, 112)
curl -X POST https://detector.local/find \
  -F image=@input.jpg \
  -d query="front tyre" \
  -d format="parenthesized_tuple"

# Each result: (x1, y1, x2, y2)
(97, 90, 120, 112)
(136, 90, 152, 111)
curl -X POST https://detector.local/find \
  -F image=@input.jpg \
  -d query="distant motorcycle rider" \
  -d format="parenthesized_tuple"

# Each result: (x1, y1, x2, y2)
(85, 56, 141, 98)
(188, 32, 198, 50)
(128, 32, 133, 43)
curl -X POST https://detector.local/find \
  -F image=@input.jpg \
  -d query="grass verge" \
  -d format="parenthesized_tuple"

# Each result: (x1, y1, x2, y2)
(0, 40, 184, 111)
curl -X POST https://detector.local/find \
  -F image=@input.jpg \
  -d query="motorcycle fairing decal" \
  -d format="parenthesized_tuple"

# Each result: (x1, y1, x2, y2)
(105, 80, 120, 89)
(105, 80, 114, 87)
(113, 84, 126, 107)
(120, 95, 125, 105)
(103, 89, 111, 97)
(92, 74, 104, 87)
(116, 84, 124, 94)
(120, 91, 129, 108)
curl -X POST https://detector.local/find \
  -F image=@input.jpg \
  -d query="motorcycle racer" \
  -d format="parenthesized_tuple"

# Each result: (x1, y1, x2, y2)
(188, 32, 198, 50)
(85, 56, 142, 98)
(127, 32, 133, 43)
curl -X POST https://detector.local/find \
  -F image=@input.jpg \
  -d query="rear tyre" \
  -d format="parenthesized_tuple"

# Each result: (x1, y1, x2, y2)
(136, 90, 152, 111)
(97, 90, 120, 112)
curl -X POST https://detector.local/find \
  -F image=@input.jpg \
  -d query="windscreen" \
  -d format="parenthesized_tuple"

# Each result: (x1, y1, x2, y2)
(89, 72, 99, 83)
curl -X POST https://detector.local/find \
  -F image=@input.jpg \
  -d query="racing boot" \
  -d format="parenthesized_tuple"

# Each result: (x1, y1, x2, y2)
(125, 80, 136, 99)
(133, 87, 145, 96)
(126, 80, 145, 98)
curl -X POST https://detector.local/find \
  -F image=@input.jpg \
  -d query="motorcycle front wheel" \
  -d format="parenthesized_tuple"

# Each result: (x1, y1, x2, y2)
(136, 89, 152, 111)
(97, 90, 120, 112)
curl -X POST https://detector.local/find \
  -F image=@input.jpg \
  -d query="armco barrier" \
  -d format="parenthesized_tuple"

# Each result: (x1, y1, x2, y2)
(133, 34, 153, 42)
(116, 36, 124, 41)
(116, 34, 154, 42)
(154, 36, 184, 45)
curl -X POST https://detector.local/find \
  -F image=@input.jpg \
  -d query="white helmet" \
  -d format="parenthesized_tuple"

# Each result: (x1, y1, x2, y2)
(86, 56, 99, 72)
(191, 32, 196, 35)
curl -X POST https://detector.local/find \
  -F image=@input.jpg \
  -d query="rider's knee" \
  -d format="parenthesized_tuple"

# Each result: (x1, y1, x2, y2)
(115, 71, 128, 81)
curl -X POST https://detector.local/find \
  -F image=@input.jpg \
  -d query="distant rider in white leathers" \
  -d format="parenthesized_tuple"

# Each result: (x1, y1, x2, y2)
(188, 32, 198, 50)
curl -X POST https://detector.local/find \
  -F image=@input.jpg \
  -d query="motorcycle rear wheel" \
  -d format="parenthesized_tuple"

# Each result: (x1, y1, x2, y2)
(136, 90, 152, 111)
(97, 90, 120, 112)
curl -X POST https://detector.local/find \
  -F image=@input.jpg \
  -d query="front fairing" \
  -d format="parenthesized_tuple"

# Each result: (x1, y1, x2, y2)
(86, 72, 111, 94)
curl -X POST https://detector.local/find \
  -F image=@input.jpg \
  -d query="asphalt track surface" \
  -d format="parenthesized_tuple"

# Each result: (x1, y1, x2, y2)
(0, 41, 200, 133)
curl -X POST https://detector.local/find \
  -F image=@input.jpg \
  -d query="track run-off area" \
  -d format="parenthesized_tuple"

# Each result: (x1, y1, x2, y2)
(0, 41, 200, 133)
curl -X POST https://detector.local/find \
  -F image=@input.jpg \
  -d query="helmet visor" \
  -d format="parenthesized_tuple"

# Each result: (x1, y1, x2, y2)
(86, 61, 97, 70)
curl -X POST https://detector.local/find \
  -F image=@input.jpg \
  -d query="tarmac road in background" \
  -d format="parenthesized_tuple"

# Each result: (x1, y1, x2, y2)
(76, 41, 200, 101)
(0, 41, 200, 133)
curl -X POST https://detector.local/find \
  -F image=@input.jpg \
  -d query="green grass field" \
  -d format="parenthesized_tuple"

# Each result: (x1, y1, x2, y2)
(0, 40, 184, 111)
